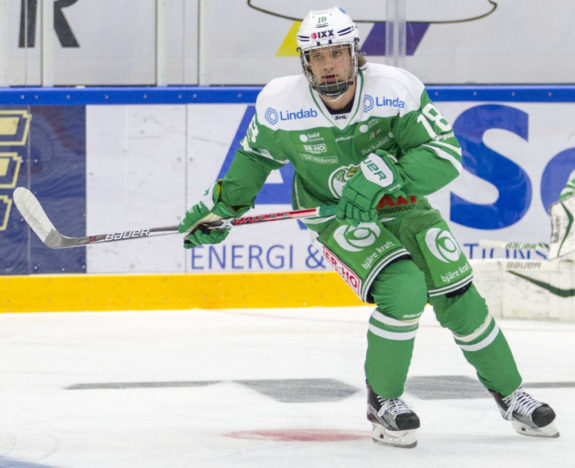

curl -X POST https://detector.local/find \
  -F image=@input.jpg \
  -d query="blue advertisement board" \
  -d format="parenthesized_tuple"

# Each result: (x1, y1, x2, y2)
(1, 86, 575, 274)
(0, 106, 86, 275)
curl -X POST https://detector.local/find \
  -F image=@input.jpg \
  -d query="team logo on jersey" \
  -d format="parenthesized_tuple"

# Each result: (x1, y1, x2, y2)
(328, 164, 358, 198)
(264, 107, 279, 125)
(333, 223, 381, 252)
(425, 227, 462, 263)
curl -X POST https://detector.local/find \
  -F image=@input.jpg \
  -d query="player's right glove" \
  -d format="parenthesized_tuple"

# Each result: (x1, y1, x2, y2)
(337, 150, 404, 224)
(178, 180, 246, 249)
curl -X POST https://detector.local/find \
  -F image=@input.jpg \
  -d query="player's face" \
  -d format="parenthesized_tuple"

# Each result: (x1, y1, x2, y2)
(307, 45, 353, 87)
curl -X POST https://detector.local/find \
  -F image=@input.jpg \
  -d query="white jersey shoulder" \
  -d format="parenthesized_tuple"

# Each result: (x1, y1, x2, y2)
(255, 75, 328, 131)
(361, 63, 425, 116)
(257, 74, 308, 105)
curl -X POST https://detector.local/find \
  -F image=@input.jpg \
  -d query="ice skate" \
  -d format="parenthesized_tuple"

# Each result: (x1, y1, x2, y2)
(490, 386, 559, 438)
(367, 382, 420, 448)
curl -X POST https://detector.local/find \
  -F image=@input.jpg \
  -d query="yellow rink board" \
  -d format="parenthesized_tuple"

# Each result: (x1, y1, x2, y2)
(0, 272, 365, 313)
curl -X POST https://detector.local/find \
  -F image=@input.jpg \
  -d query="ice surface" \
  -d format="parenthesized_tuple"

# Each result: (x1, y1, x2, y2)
(0, 306, 572, 467)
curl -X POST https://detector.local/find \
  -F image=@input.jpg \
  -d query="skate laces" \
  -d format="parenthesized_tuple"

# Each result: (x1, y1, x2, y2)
(376, 396, 413, 417)
(502, 386, 542, 420)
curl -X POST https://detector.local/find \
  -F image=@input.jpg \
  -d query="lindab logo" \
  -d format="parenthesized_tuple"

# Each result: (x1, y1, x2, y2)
(265, 107, 318, 124)
(363, 94, 405, 112)
(280, 108, 318, 121)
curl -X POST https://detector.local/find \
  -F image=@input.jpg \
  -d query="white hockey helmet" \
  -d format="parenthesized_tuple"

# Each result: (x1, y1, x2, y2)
(296, 7, 360, 97)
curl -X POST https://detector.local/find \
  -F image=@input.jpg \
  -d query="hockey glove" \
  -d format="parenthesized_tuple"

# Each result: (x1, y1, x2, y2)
(337, 150, 404, 224)
(178, 180, 247, 249)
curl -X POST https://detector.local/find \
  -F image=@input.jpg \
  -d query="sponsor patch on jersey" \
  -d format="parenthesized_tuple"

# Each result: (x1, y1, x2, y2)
(335, 134, 354, 142)
(300, 153, 337, 164)
(264, 107, 279, 125)
(303, 143, 327, 154)
(333, 223, 381, 252)
(264, 107, 318, 124)
(299, 132, 324, 143)
(363, 94, 405, 112)
(280, 108, 318, 121)
(322, 246, 361, 296)
(424, 227, 463, 263)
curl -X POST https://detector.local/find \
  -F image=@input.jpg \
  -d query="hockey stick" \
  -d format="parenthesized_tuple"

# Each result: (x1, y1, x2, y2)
(13, 187, 336, 249)
(478, 193, 575, 260)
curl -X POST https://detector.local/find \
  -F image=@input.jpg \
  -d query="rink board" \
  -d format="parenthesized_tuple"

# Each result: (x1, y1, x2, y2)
(1, 259, 574, 321)
(0, 272, 363, 313)
(1, 86, 574, 318)
(2, 86, 575, 276)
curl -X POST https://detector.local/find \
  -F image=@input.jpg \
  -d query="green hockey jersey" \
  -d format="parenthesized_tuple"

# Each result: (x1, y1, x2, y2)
(221, 62, 463, 233)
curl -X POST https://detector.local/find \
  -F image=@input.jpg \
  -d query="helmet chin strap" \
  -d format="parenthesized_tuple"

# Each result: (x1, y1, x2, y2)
(319, 79, 355, 104)
(320, 90, 348, 103)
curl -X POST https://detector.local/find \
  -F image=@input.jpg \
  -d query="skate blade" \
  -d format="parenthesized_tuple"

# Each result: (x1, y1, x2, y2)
(512, 420, 560, 438)
(371, 423, 417, 448)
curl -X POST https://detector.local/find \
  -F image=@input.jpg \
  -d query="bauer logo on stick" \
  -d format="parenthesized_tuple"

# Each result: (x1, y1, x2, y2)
(104, 229, 151, 241)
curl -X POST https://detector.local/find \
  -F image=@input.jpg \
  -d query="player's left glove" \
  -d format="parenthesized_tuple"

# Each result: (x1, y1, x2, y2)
(337, 150, 404, 224)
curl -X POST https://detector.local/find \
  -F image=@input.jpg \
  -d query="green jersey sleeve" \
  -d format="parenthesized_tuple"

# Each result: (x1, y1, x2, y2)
(391, 88, 462, 196)
(220, 151, 271, 208)
(221, 110, 288, 207)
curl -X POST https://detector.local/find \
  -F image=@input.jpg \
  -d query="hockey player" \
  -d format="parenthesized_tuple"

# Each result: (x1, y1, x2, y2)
(179, 7, 559, 447)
